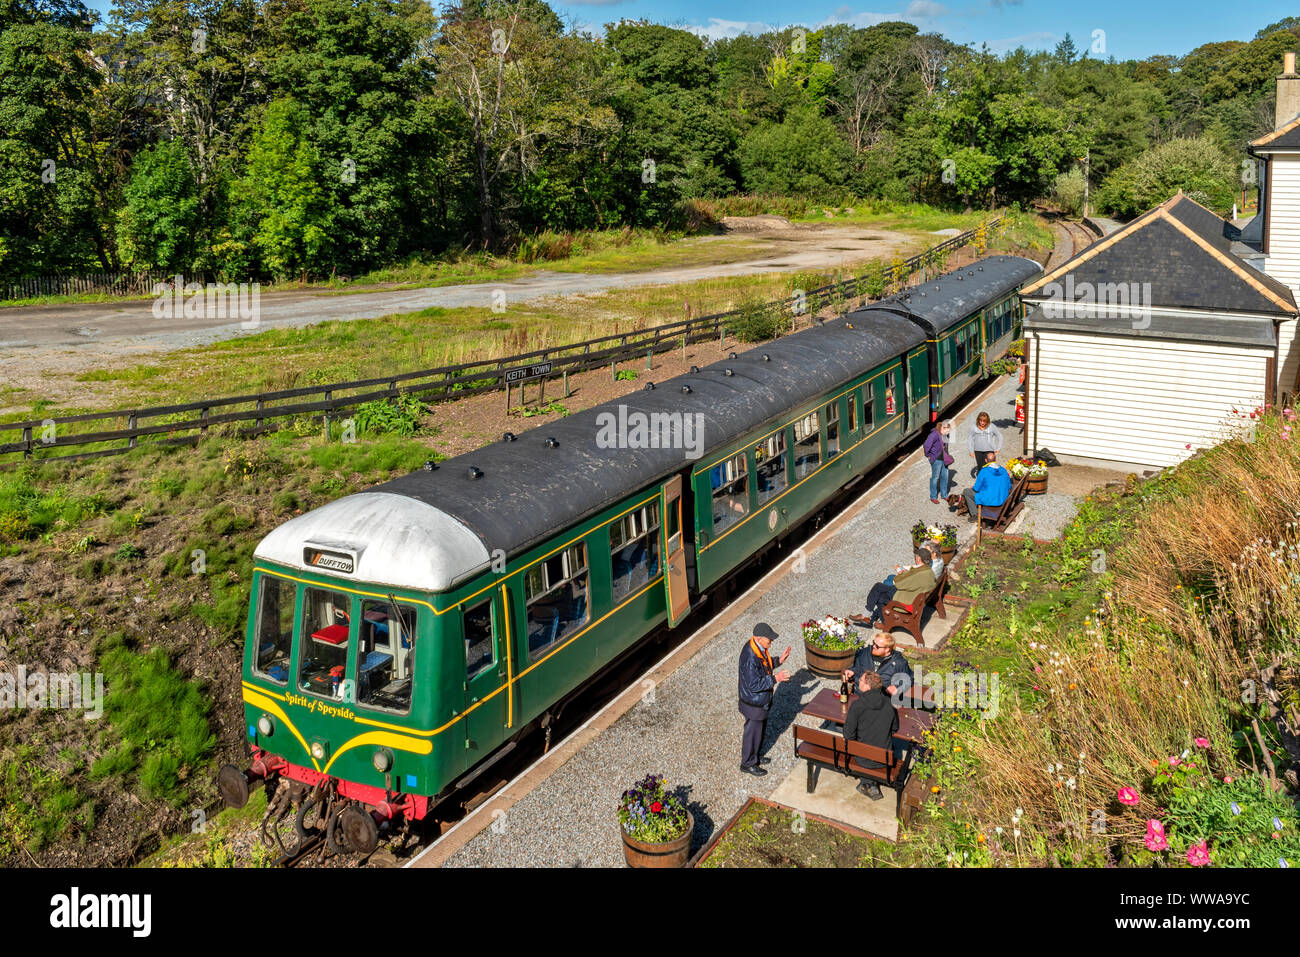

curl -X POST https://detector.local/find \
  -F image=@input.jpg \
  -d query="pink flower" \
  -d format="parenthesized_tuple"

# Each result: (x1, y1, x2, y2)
(1224, 775, 1234, 784)
(1145, 819, 1168, 852)
(1186, 840, 1211, 867)
(1117, 787, 1139, 806)
(1169, 756, 1181, 767)
(1185, 443, 1192, 450)
(1194, 738, 1210, 748)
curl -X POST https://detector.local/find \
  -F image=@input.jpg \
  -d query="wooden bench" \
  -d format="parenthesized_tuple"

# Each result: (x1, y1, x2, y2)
(959, 472, 1030, 534)
(792, 725, 907, 799)
(879, 569, 947, 647)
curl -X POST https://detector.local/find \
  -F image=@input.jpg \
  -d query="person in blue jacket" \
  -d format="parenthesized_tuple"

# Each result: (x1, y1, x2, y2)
(737, 622, 791, 776)
(962, 450, 1011, 523)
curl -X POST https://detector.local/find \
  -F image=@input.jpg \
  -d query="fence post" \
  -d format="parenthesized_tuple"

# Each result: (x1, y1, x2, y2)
(127, 413, 137, 450)
(611, 360, 616, 381)
(22, 425, 32, 459)
(323, 390, 332, 440)
(200, 406, 209, 435)
(562, 371, 569, 397)
(645, 349, 652, 371)
(255, 398, 264, 432)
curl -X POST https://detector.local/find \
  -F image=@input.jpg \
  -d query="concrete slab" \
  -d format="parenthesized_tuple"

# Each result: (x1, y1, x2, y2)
(768, 761, 900, 840)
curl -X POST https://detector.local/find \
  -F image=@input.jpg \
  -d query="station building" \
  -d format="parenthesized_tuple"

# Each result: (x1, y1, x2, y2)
(1019, 54, 1300, 470)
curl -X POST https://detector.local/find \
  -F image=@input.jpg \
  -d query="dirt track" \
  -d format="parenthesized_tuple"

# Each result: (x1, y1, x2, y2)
(0, 219, 924, 396)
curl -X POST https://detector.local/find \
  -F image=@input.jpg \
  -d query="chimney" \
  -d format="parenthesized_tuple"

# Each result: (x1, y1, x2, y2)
(1278, 52, 1300, 128)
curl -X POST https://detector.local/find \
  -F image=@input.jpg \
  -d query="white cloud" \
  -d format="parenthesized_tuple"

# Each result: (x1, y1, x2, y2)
(986, 31, 1058, 52)
(904, 0, 947, 18)
(687, 17, 777, 40)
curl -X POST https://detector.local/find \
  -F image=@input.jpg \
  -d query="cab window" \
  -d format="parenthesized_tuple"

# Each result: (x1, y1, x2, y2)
(299, 587, 353, 699)
(463, 599, 495, 680)
(253, 575, 294, 684)
(358, 599, 416, 713)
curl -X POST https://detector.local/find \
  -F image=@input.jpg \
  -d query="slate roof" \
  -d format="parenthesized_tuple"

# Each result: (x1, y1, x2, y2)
(1023, 305, 1277, 348)
(1021, 192, 1297, 320)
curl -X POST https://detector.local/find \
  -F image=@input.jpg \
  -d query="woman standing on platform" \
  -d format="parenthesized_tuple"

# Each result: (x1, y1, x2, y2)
(967, 412, 1002, 478)
(924, 420, 954, 503)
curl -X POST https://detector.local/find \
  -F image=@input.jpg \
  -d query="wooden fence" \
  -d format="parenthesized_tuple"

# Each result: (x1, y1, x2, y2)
(1, 269, 177, 301)
(0, 219, 999, 464)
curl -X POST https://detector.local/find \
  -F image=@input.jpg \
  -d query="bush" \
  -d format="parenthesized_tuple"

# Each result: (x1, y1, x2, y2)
(352, 394, 426, 437)
(730, 295, 781, 343)
(1097, 136, 1237, 219)
(1051, 167, 1087, 216)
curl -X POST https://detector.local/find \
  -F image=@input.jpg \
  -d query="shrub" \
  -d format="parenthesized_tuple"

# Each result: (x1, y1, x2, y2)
(730, 295, 781, 343)
(352, 394, 426, 437)
(1097, 136, 1236, 219)
(1051, 167, 1086, 216)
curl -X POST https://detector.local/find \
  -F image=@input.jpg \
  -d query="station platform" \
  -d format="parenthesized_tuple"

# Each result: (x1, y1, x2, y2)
(407, 374, 1117, 867)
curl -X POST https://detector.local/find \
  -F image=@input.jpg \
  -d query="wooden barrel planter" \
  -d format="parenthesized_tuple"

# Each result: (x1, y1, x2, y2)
(804, 641, 857, 678)
(1026, 475, 1048, 495)
(940, 544, 957, 563)
(621, 811, 694, 868)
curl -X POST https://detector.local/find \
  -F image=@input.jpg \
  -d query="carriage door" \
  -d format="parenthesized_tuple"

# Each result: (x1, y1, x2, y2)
(462, 589, 510, 759)
(662, 475, 691, 627)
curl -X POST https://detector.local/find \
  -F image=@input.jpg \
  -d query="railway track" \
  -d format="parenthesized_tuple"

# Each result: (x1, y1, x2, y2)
(1060, 218, 1096, 257)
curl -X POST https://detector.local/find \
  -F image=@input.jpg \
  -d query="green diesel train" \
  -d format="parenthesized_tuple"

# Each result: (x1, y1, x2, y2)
(218, 254, 1042, 854)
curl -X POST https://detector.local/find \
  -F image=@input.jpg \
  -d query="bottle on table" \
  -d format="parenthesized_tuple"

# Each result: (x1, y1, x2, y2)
(839, 674, 849, 704)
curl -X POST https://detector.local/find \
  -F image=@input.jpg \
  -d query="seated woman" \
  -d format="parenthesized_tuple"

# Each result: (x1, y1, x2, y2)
(850, 546, 938, 627)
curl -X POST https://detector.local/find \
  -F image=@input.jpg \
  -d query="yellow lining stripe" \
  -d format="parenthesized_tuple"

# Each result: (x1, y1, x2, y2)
(243, 687, 320, 772)
(500, 583, 513, 729)
(321, 730, 431, 775)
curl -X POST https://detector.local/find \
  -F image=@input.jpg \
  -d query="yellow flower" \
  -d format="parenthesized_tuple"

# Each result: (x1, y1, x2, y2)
(955, 746, 962, 752)
(977, 833, 987, 843)
(931, 786, 941, 793)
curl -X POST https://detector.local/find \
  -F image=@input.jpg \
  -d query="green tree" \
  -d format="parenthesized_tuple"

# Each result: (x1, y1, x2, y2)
(115, 139, 200, 271)
(234, 98, 336, 279)
(737, 106, 852, 197)
(1096, 135, 1237, 218)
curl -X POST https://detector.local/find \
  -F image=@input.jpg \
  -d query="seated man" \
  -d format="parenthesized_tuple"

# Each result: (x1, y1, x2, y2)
(842, 672, 899, 800)
(961, 451, 1011, 524)
(850, 546, 938, 628)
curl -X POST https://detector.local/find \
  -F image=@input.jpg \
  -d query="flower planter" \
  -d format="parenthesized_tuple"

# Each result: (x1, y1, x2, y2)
(621, 811, 694, 868)
(804, 640, 857, 678)
(940, 544, 957, 563)
(1026, 475, 1048, 495)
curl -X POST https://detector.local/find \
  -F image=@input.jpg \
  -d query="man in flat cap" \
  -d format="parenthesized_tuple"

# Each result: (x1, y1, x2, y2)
(738, 622, 791, 776)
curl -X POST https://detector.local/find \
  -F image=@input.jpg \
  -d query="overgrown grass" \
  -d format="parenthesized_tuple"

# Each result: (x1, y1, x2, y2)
(901, 407, 1300, 867)
(0, 742, 95, 857)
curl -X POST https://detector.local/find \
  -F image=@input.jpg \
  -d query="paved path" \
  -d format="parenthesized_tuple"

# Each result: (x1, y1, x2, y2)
(424, 376, 1047, 867)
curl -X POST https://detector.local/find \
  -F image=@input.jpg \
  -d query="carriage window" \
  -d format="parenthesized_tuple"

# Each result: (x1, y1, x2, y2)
(463, 599, 495, 680)
(793, 411, 820, 479)
(863, 388, 875, 429)
(525, 544, 589, 660)
(825, 401, 841, 457)
(254, 576, 295, 684)
(709, 453, 749, 535)
(755, 432, 787, 504)
(847, 393, 857, 434)
(358, 599, 416, 713)
(610, 502, 662, 602)
(299, 587, 353, 700)
(885, 371, 897, 416)
(954, 326, 970, 369)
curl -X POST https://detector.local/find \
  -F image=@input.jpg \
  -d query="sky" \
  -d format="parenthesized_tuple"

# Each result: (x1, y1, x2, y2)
(80, 0, 1299, 62)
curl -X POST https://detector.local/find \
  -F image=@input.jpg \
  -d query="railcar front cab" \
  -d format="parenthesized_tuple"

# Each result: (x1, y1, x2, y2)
(231, 555, 443, 844)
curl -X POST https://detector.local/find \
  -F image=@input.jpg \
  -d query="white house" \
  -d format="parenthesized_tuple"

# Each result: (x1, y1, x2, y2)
(1012, 54, 1300, 471)
(1019, 192, 1296, 469)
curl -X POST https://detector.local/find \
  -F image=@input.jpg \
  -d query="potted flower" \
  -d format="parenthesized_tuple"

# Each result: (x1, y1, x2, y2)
(933, 524, 958, 563)
(618, 773, 693, 868)
(802, 614, 860, 677)
(910, 520, 930, 547)
(1007, 457, 1049, 494)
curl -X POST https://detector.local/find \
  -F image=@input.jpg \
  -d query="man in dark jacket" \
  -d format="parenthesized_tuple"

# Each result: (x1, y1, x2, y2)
(737, 622, 792, 776)
(844, 632, 913, 698)
(842, 672, 898, 799)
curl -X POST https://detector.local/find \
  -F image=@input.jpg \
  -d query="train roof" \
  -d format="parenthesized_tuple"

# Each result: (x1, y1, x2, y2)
(852, 254, 1043, 336)
(254, 255, 1036, 593)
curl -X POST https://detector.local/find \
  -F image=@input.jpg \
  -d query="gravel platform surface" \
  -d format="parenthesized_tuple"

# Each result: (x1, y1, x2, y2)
(444, 375, 1070, 867)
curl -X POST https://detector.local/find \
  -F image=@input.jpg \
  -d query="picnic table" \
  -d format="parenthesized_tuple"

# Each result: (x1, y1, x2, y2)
(801, 687, 937, 744)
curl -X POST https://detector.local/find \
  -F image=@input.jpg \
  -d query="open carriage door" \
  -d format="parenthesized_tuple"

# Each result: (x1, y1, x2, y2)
(662, 475, 691, 627)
